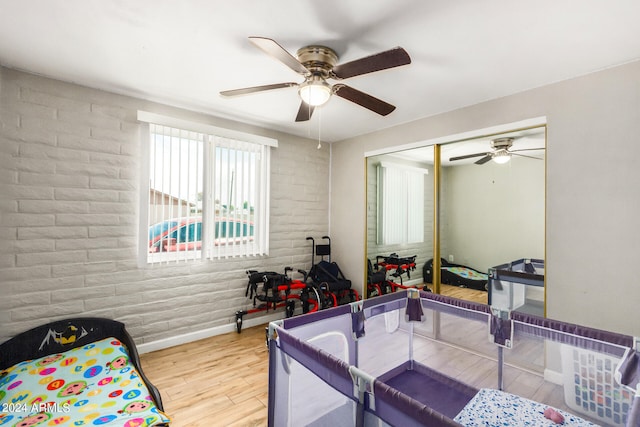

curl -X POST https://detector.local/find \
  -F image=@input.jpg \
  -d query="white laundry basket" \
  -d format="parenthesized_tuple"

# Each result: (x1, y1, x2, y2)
(561, 344, 634, 426)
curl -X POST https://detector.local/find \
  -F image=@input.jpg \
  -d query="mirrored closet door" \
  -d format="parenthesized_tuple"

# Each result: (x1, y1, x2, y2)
(365, 126, 546, 311)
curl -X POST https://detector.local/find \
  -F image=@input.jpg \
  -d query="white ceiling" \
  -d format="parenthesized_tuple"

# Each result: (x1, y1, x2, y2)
(1, 1, 640, 143)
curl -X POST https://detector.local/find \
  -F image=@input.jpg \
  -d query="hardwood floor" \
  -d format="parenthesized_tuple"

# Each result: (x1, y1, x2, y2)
(139, 286, 490, 427)
(140, 325, 269, 427)
(434, 283, 488, 304)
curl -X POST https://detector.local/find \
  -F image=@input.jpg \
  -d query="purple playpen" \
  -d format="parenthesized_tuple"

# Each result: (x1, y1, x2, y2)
(267, 290, 640, 426)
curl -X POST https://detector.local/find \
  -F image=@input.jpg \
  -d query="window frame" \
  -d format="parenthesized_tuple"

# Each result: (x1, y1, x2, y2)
(137, 111, 277, 265)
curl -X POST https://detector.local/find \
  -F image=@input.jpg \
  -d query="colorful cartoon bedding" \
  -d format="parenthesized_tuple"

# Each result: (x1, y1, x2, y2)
(442, 266, 487, 282)
(441, 265, 488, 291)
(0, 318, 169, 427)
(423, 258, 489, 291)
(454, 388, 596, 426)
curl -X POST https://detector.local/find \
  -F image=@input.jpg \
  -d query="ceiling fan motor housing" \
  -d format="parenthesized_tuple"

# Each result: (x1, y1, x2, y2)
(491, 137, 514, 150)
(296, 46, 338, 79)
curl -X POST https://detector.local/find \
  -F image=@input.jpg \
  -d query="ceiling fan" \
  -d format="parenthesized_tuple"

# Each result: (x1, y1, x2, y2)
(449, 137, 545, 165)
(220, 37, 411, 122)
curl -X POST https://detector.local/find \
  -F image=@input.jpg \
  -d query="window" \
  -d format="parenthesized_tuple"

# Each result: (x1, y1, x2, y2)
(139, 112, 276, 263)
(377, 162, 427, 245)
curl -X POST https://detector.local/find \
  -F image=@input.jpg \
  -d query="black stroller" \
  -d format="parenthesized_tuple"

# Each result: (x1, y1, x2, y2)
(306, 236, 360, 308)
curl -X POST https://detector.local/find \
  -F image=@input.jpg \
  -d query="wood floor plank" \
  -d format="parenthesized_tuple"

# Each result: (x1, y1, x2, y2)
(141, 324, 268, 426)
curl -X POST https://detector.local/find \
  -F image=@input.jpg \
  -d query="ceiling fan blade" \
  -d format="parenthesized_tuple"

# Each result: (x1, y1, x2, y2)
(449, 152, 489, 162)
(248, 37, 309, 75)
(220, 82, 298, 97)
(333, 84, 395, 116)
(475, 154, 494, 165)
(509, 147, 545, 153)
(332, 47, 411, 79)
(295, 101, 315, 122)
(511, 153, 544, 160)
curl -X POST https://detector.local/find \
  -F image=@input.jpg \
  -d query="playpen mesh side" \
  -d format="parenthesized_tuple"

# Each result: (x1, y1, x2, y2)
(560, 345, 634, 426)
(412, 302, 639, 427)
(270, 306, 357, 427)
(269, 328, 356, 426)
(505, 313, 636, 427)
(270, 294, 477, 427)
(356, 294, 496, 380)
(269, 292, 640, 427)
(269, 324, 468, 427)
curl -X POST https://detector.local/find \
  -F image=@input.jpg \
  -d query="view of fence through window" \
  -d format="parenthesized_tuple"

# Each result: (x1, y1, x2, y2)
(147, 124, 266, 263)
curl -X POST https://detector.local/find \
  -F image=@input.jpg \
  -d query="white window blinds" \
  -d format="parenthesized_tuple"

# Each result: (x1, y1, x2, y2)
(140, 112, 275, 263)
(377, 162, 427, 245)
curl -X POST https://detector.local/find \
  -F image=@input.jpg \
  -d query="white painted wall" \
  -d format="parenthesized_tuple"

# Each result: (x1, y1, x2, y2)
(0, 67, 330, 347)
(442, 156, 545, 273)
(330, 60, 640, 337)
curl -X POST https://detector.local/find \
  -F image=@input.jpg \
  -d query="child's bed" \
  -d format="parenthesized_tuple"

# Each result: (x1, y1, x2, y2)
(0, 317, 170, 427)
(267, 290, 640, 426)
(423, 258, 488, 291)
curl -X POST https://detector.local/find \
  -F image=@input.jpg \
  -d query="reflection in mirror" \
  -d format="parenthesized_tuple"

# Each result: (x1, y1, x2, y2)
(365, 126, 545, 308)
(366, 147, 434, 298)
(441, 127, 546, 307)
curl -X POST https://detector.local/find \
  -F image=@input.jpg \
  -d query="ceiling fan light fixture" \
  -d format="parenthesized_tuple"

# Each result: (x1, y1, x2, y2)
(492, 150, 511, 164)
(298, 78, 332, 106)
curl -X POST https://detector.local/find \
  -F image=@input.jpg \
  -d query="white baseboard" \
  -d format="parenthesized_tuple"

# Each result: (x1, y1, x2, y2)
(137, 312, 285, 354)
(544, 368, 564, 386)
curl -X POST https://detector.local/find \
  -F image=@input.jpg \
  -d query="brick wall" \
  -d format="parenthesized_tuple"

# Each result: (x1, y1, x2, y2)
(0, 67, 330, 346)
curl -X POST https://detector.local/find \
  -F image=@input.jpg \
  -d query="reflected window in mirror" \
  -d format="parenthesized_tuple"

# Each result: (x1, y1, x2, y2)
(377, 161, 429, 245)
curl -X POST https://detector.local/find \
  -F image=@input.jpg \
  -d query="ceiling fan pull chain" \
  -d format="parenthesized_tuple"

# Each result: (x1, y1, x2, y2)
(317, 108, 322, 150)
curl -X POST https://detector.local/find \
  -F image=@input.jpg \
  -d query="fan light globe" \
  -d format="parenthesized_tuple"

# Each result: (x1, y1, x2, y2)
(299, 80, 331, 106)
(493, 150, 511, 164)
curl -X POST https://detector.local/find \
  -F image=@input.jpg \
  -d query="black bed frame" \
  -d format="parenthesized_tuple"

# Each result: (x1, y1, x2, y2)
(0, 317, 164, 412)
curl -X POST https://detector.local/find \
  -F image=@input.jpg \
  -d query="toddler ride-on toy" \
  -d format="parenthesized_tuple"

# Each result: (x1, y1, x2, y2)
(235, 267, 320, 333)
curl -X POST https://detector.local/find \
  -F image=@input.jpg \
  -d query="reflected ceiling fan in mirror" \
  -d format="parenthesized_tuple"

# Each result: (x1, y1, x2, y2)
(220, 37, 411, 122)
(449, 137, 545, 165)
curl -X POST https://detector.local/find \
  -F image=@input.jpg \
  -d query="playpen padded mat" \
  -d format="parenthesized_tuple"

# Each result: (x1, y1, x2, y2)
(442, 267, 487, 281)
(0, 337, 170, 427)
(453, 388, 596, 426)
